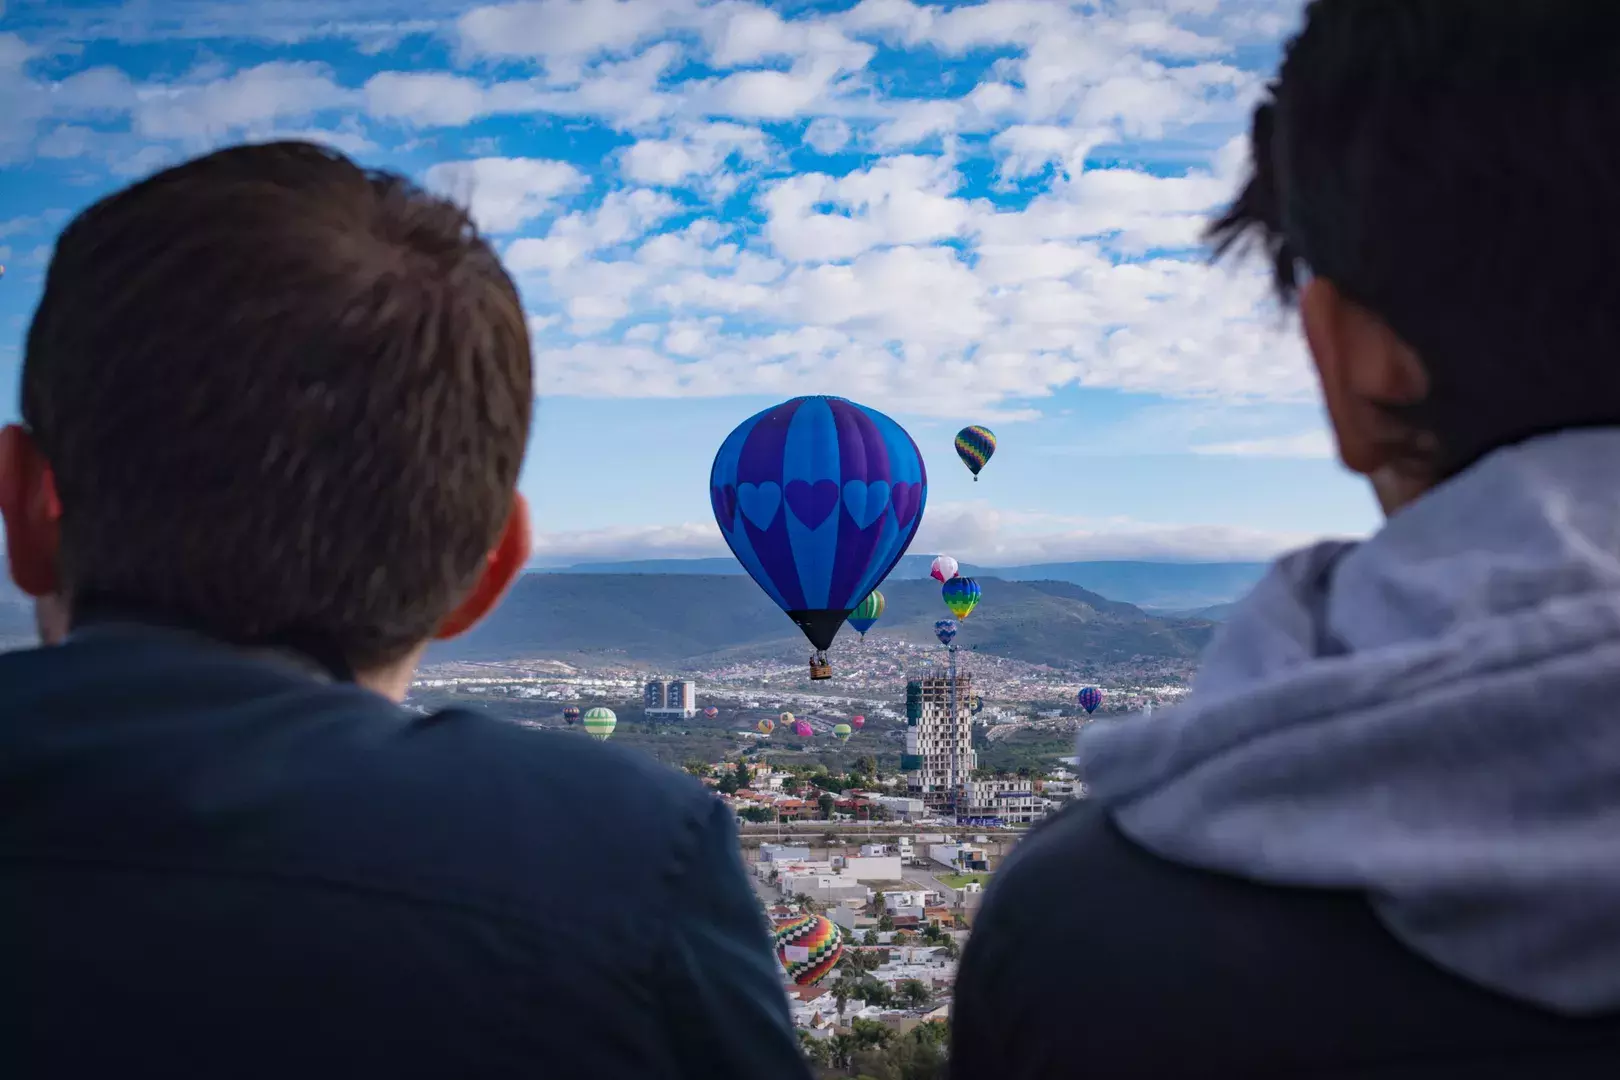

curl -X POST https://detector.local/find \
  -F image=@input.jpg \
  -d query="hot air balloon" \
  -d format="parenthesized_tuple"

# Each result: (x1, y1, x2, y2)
(711, 396, 928, 680)
(970, 695, 984, 715)
(851, 715, 865, 730)
(934, 619, 958, 647)
(833, 723, 852, 742)
(582, 707, 617, 741)
(780, 711, 795, 727)
(793, 719, 813, 738)
(703, 706, 720, 719)
(562, 706, 581, 725)
(1078, 687, 1104, 714)
(847, 590, 886, 638)
(774, 914, 844, 986)
(758, 717, 776, 735)
(930, 555, 959, 583)
(942, 576, 981, 620)
(955, 425, 996, 481)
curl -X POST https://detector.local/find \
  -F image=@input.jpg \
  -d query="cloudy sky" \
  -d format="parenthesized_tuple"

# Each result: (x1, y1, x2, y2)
(0, 0, 1378, 567)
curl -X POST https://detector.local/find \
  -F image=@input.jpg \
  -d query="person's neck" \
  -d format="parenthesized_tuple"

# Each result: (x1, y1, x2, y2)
(358, 649, 425, 702)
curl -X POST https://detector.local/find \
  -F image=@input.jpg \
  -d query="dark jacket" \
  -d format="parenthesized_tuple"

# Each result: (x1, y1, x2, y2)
(951, 803, 1620, 1079)
(0, 628, 810, 1079)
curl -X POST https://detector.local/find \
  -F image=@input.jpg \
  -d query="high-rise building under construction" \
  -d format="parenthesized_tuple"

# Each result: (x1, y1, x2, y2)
(901, 673, 977, 813)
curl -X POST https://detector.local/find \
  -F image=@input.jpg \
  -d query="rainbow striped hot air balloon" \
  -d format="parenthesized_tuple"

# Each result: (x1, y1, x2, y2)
(758, 717, 776, 735)
(562, 707, 581, 725)
(942, 576, 981, 620)
(793, 719, 813, 738)
(773, 914, 844, 986)
(847, 590, 886, 638)
(1078, 687, 1104, 715)
(955, 425, 996, 481)
(833, 723, 852, 743)
(582, 707, 617, 741)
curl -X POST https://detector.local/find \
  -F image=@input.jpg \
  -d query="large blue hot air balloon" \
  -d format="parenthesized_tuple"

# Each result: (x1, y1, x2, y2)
(711, 396, 928, 679)
(1078, 687, 1104, 714)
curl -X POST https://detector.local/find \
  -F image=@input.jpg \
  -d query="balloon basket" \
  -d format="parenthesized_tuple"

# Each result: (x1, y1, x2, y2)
(809, 656, 833, 680)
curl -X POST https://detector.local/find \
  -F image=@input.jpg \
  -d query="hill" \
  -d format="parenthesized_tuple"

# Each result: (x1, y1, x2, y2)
(553, 557, 1269, 611)
(428, 572, 1215, 668)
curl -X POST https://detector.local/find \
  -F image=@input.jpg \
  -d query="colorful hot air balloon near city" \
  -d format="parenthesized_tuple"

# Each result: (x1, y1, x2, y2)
(942, 576, 981, 620)
(934, 619, 958, 646)
(930, 555, 959, 583)
(780, 711, 794, 727)
(758, 717, 776, 735)
(582, 707, 617, 741)
(711, 396, 928, 680)
(851, 715, 865, 730)
(793, 719, 813, 738)
(833, 723, 852, 742)
(955, 426, 996, 481)
(847, 590, 886, 638)
(703, 706, 720, 719)
(562, 707, 581, 725)
(1078, 687, 1104, 714)
(774, 914, 844, 986)
(970, 695, 984, 715)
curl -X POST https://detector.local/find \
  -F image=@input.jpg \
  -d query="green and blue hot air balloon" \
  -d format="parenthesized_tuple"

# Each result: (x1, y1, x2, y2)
(847, 590, 886, 638)
(582, 707, 617, 741)
(955, 426, 996, 481)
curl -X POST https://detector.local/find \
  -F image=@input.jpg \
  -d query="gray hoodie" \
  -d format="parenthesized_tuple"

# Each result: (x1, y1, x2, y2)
(1078, 428, 1620, 1016)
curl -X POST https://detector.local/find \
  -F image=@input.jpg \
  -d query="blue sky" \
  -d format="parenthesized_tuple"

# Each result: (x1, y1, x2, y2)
(0, 0, 1379, 567)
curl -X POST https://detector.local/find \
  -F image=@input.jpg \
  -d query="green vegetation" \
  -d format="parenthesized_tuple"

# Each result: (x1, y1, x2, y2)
(800, 1018, 948, 1079)
(938, 873, 992, 890)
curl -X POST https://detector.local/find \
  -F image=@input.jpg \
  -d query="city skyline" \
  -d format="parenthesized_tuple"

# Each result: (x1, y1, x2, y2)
(0, 0, 1376, 570)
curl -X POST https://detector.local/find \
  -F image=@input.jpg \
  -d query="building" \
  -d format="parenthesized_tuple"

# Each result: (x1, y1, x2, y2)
(835, 854, 904, 883)
(642, 678, 697, 719)
(901, 675, 977, 813)
(957, 778, 1045, 825)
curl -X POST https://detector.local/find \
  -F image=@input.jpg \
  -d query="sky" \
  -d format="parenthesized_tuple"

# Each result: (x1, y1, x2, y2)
(0, 0, 1381, 568)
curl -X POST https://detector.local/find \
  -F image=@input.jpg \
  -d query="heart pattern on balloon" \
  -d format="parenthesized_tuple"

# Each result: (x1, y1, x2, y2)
(890, 481, 922, 528)
(737, 482, 782, 530)
(843, 480, 892, 529)
(785, 479, 840, 530)
(711, 484, 738, 531)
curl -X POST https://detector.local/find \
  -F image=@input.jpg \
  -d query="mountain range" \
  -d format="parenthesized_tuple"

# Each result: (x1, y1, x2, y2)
(425, 572, 1218, 668)
(549, 556, 1267, 612)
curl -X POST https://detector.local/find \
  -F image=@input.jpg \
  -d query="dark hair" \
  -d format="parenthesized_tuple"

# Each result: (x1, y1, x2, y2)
(23, 140, 532, 670)
(1209, 0, 1620, 477)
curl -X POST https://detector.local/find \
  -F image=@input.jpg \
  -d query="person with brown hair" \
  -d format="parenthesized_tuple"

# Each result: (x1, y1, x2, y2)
(0, 141, 808, 1080)
(953, 2, 1620, 1076)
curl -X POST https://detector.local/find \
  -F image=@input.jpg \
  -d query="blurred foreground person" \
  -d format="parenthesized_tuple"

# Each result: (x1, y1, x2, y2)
(954, 3, 1620, 1077)
(0, 142, 808, 1080)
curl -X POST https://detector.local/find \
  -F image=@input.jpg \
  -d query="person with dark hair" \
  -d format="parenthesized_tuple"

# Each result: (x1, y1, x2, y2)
(952, 3, 1620, 1076)
(0, 141, 808, 1080)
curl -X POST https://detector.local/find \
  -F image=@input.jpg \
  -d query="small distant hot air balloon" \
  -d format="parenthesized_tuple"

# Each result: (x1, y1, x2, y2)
(711, 396, 928, 681)
(563, 706, 581, 725)
(582, 707, 617, 741)
(847, 590, 886, 638)
(934, 619, 958, 647)
(1078, 687, 1104, 715)
(942, 576, 981, 620)
(930, 555, 959, 583)
(774, 914, 844, 986)
(955, 426, 996, 481)
(758, 717, 776, 735)
(793, 719, 813, 738)
(703, 706, 720, 719)
(833, 723, 852, 742)
(970, 695, 984, 715)
(780, 711, 794, 727)
(851, 715, 865, 730)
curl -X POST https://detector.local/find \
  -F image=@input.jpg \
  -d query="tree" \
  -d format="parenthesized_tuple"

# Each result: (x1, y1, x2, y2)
(683, 760, 713, 779)
(831, 971, 863, 1019)
(735, 760, 752, 789)
(740, 806, 774, 824)
(940, 935, 961, 961)
(797, 1030, 831, 1069)
(795, 893, 822, 915)
(878, 910, 895, 932)
(818, 792, 837, 820)
(857, 754, 879, 778)
(863, 930, 879, 946)
(898, 978, 932, 1009)
(784, 775, 804, 795)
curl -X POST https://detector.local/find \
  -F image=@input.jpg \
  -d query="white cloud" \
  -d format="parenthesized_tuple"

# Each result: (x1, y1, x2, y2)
(424, 156, 587, 233)
(618, 122, 767, 188)
(365, 71, 491, 127)
(132, 62, 357, 141)
(456, 0, 692, 77)
(506, 188, 680, 276)
(802, 117, 851, 154)
(762, 155, 971, 263)
(1193, 431, 1336, 459)
(527, 521, 728, 566)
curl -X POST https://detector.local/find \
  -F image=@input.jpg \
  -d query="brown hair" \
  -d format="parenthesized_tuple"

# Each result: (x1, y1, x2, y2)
(23, 140, 532, 670)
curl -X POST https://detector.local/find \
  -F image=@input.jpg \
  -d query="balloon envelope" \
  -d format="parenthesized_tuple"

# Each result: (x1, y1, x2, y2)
(774, 914, 844, 986)
(833, 723, 853, 742)
(758, 717, 776, 735)
(934, 618, 958, 646)
(942, 576, 981, 620)
(703, 706, 719, 719)
(562, 707, 581, 725)
(1078, 687, 1104, 714)
(582, 707, 617, 741)
(780, 711, 795, 725)
(955, 426, 997, 479)
(793, 719, 813, 738)
(847, 590, 886, 637)
(711, 396, 928, 658)
(930, 555, 959, 583)
(851, 715, 865, 730)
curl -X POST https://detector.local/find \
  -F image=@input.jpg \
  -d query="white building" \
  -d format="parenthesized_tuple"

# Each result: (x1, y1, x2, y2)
(759, 844, 811, 863)
(903, 675, 977, 814)
(958, 778, 1046, 825)
(929, 843, 989, 872)
(835, 855, 904, 883)
(643, 678, 697, 719)
(872, 795, 927, 823)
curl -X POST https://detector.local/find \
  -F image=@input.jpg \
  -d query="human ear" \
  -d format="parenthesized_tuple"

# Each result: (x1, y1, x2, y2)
(434, 493, 532, 640)
(0, 424, 63, 597)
